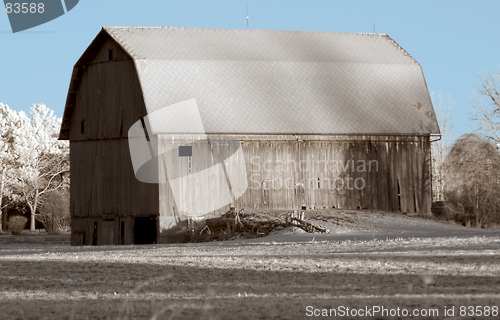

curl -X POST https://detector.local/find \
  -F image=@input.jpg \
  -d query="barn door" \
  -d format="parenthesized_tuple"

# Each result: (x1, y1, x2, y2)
(102, 220, 115, 245)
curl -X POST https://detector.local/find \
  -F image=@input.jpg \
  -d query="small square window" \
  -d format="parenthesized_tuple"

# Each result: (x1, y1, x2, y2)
(179, 146, 192, 157)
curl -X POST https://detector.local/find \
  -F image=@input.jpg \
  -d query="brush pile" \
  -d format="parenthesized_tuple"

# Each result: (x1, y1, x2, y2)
(177, 208, 327, 243)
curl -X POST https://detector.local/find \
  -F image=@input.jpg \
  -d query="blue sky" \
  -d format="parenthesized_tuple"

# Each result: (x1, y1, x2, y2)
(1, 0, 500, 142)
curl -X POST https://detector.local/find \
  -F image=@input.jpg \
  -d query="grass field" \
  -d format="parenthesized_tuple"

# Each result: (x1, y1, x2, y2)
(1, 234, 500, 320)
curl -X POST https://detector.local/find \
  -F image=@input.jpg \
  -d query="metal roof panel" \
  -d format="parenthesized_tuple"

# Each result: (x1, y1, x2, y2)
(73, 27, 439, 135)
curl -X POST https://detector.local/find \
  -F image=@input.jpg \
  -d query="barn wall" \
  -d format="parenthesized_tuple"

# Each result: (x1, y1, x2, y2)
(157, 135, 246, 233)
(238, 134, 432, 213)
(69, 139, 159, 245)
(67, 36, 158, 245)
(157, 134, 431, 233)
(70, 139, 159, 218)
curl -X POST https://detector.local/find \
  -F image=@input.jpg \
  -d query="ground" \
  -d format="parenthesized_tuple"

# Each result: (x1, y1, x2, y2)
(1, 211, 500, 320)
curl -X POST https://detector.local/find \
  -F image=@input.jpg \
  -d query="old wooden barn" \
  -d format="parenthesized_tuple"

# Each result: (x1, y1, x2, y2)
(60, 27, 440, 245)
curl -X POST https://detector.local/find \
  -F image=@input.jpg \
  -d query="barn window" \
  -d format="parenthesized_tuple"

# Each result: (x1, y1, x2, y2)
(179, 146, 192, 157)
(81, 120, 85, 134)
(108, 49, 113, 61)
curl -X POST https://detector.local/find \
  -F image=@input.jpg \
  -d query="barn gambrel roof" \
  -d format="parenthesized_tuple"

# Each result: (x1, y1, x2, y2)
(61, 27, 440, 138)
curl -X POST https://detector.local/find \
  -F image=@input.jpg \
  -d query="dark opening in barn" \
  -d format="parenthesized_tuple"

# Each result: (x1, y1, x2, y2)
(134, 217, 157, 245)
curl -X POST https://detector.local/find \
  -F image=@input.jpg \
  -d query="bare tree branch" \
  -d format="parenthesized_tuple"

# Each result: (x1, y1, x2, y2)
(471, 70, 500, 144)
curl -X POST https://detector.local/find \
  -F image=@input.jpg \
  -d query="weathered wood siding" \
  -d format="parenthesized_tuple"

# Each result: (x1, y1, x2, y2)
(70, 139, 158, 218)
(158, 134, 431, 221)
(158, 135, 247, 222)
(67, 40, 147, 141)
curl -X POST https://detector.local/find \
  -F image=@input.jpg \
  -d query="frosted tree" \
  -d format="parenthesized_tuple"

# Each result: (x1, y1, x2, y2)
(10, 104, 69, 231)
(0, 103, 21, 232)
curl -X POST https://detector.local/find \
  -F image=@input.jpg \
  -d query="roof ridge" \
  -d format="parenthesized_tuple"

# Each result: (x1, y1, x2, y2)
(102, 26, 388, 36)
